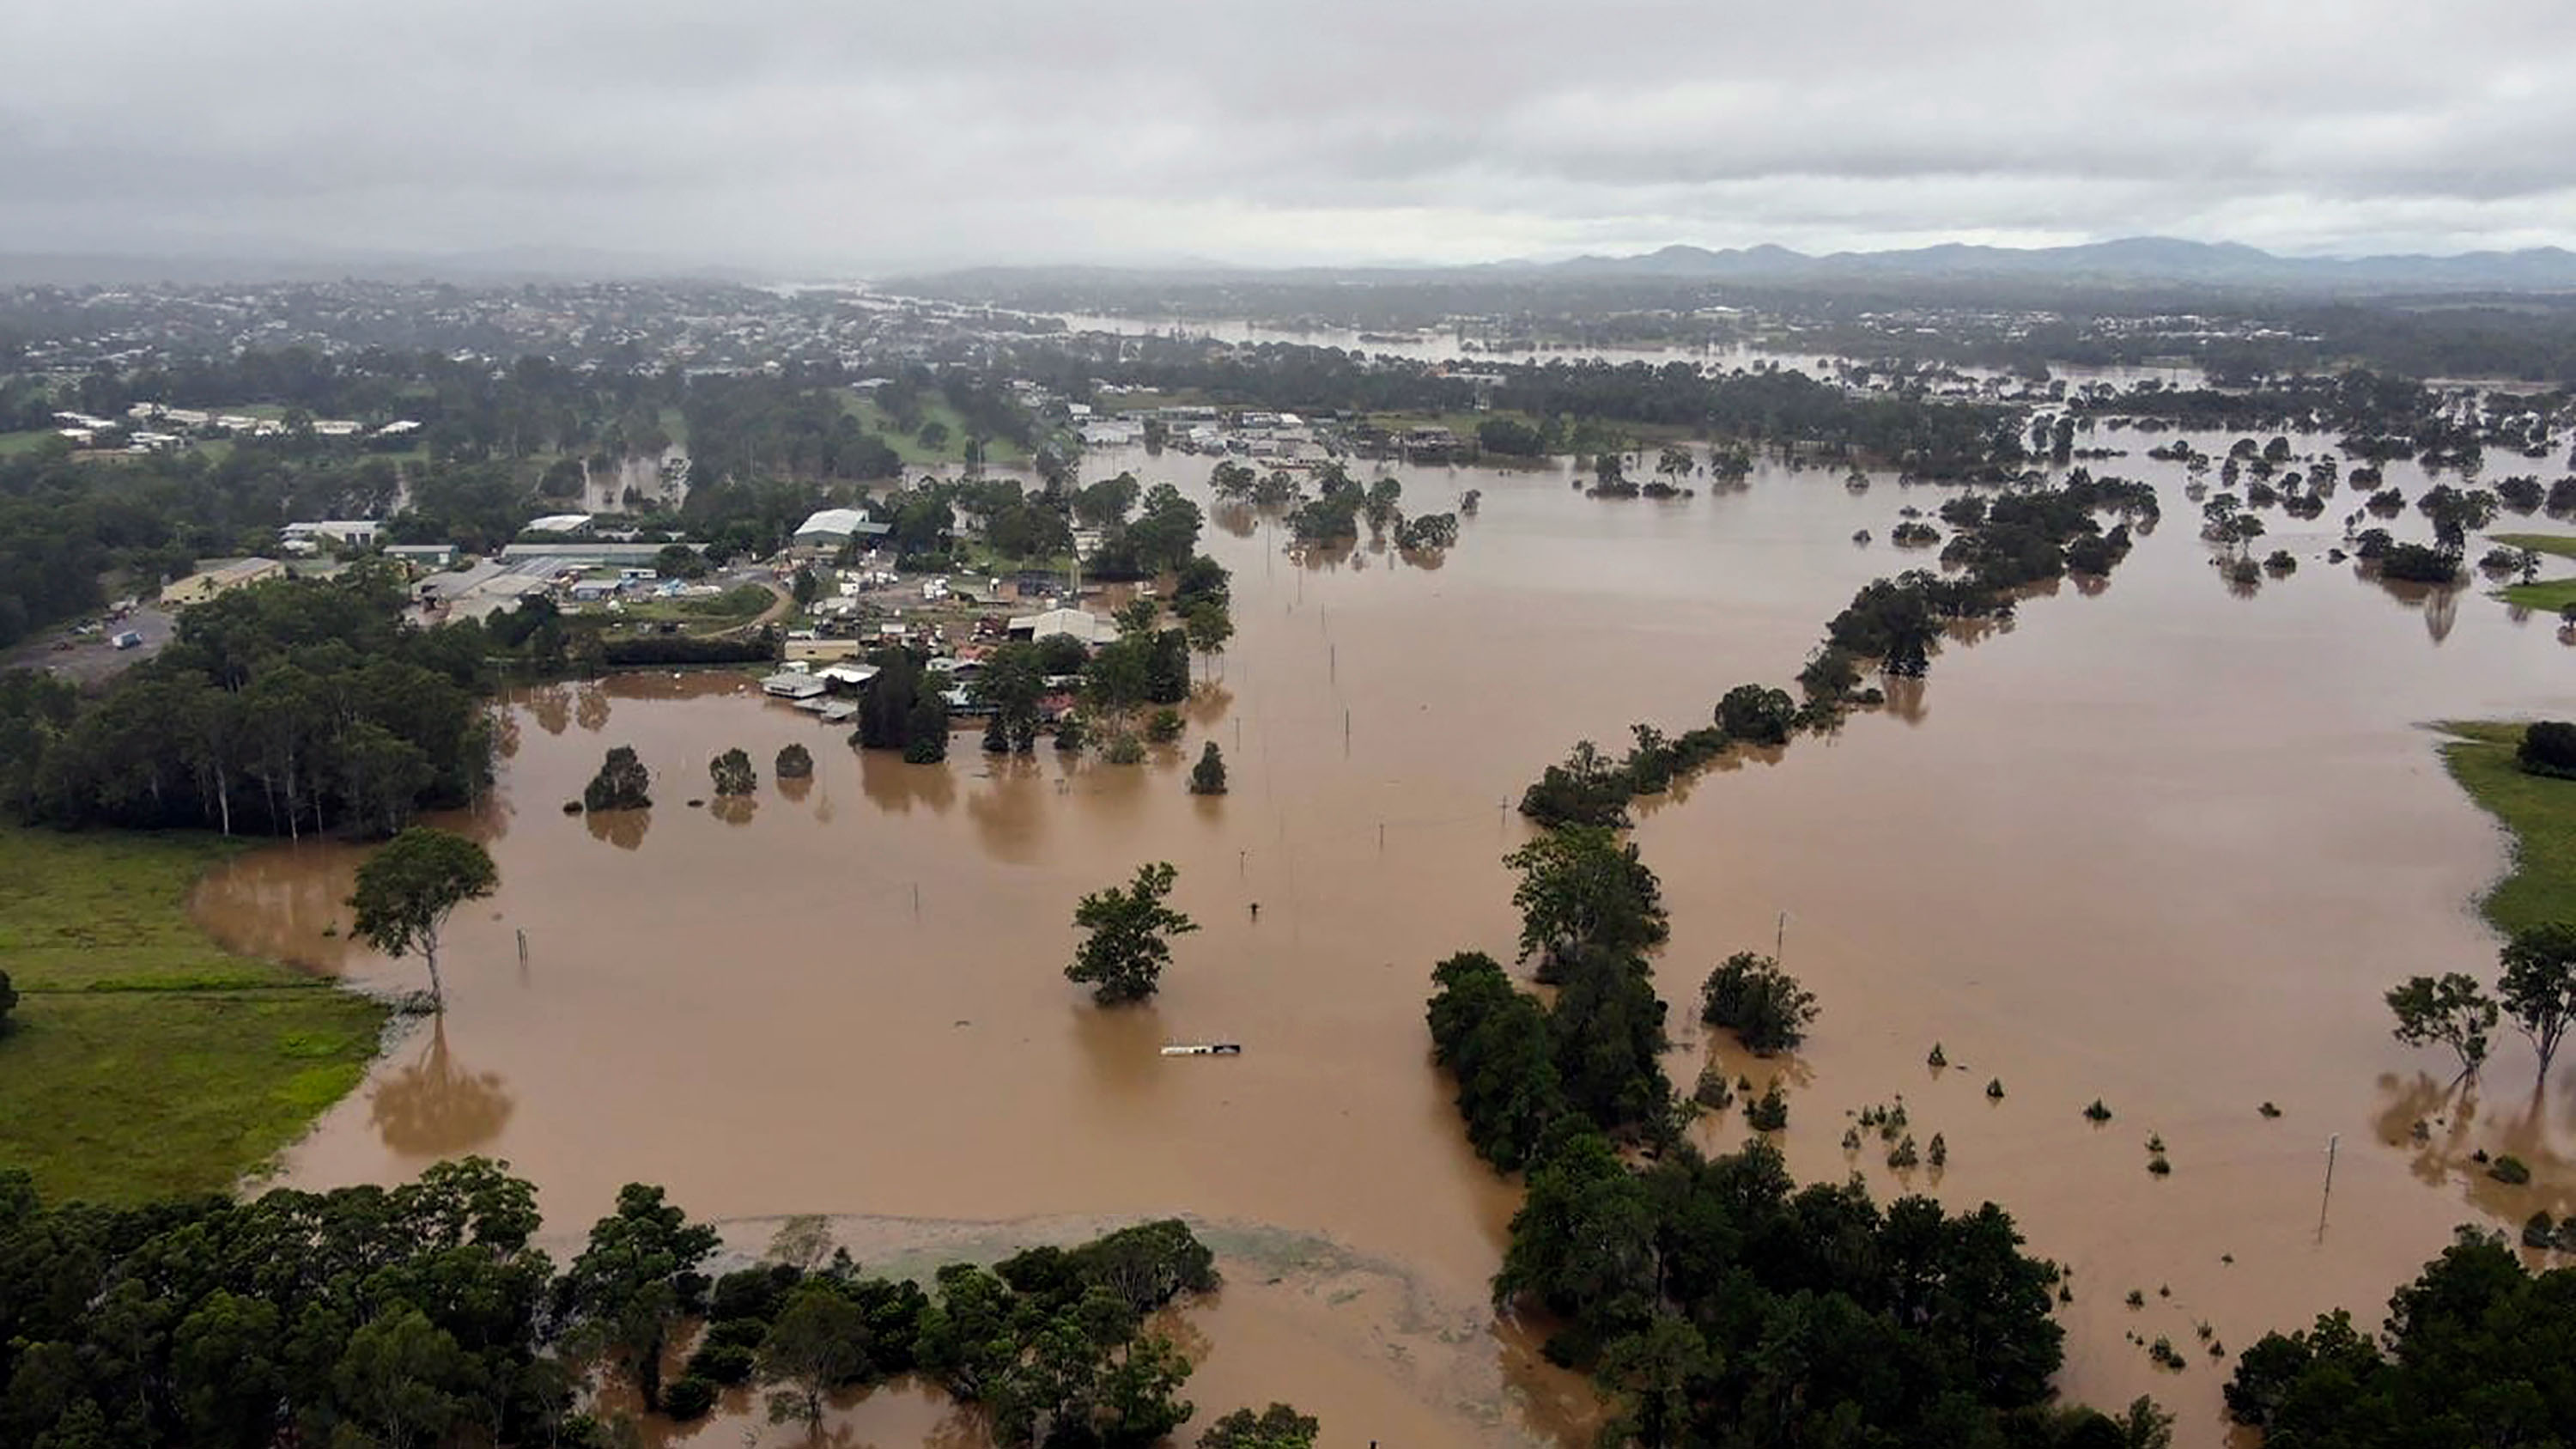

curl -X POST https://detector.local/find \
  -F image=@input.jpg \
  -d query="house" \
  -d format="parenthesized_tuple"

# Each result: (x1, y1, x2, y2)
(161, 557, 286, 608)
(817, 662, 882, 691)
(785, 636, 866, 663)
(1005, 607, 1114, 645)
(761, 672, 829, 700)
(793, 508, 891, 551)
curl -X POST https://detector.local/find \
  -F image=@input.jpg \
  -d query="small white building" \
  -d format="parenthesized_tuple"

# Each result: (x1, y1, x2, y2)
(282, 520, 382, 549)
(522, 513, 595, 537)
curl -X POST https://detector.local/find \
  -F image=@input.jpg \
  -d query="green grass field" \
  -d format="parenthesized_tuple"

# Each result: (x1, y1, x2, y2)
(2501, 579, 2576, 612)
(2438, 722, 2576, 934)
(2490, 533, 2576, 561)
(0, 825, 388, 1204)
(0, 429, 64, 457)
(843, 396, 1032, 467)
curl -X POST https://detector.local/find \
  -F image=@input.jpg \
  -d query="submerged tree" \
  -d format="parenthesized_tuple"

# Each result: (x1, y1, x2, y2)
(1700, 951, 1819, 1055)
(1504, 825, 1669, 976)
(709, 747, 757, 797)
(1188, 742, 1228, 795)
(1066, 861, 1200, 1005)
(349, 826, 499, 1013)
(1197, 1402, 1321, 1448)
(583, 745, 653, 811)
(775, 742, 815, 779)
(760, 1282, 872, 1429)
(557, 1184, 721, 1413)
(2386, 972, 2499, 1081)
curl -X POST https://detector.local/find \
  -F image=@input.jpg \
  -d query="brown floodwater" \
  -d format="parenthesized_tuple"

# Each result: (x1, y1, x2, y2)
(194, 440, 2576, 1447)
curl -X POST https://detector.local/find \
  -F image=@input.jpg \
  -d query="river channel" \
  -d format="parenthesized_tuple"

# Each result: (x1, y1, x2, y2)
(194, 438, 2576, 1446)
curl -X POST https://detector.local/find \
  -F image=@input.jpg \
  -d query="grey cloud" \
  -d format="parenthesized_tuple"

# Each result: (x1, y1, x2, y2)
(5, 0, 2575, 269)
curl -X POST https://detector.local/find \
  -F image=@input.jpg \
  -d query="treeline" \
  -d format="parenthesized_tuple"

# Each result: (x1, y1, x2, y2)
(2224, 1227, 2573, 1446)
(0, 1156, 1256, 1448)
(1425, 842, 2169, 1446)
(1520, 470, 2154, 828)
(1007, 335, 2024, 475)
(0, 570, 491, 835)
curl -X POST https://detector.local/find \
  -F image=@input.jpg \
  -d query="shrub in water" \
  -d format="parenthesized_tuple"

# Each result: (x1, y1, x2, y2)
(662, 1376, 718, 1421)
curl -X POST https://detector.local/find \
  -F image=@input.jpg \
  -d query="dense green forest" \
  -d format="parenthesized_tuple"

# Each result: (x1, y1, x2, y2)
(0, 570, 490, 835)
(2224, 1227, 2573, 1446)
(0, 1158, 1245, 1448)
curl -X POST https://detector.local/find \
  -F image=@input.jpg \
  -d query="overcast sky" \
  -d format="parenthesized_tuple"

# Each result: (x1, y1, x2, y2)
(10, 0, 2576, 273)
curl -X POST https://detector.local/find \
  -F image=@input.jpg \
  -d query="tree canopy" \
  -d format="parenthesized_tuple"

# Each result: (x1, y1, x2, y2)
(1066, 862, 1200, 1005)
(348, 826, 499, 1012)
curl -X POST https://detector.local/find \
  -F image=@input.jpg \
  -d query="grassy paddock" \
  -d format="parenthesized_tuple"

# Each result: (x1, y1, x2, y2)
(0, 825, 388, 1203)
(844, 395, 1032, 466)
(2500, 579, 2576, 612)
(2491, 533, 2576, 561)
(2437, 722, 2576, 933)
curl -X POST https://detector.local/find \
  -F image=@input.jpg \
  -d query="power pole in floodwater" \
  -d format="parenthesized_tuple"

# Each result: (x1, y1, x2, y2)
(2315, 1133, 2341, 1240)
(1775, 911, 1787, 962)
(515, 928, 527, 963)
(1344, 709, 1351, 756)
(912, 883, 920, 920)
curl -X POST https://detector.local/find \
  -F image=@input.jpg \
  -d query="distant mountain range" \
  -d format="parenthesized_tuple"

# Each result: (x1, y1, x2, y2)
(1512, 237, 2576, 291)
(7, 235, 2575, 295)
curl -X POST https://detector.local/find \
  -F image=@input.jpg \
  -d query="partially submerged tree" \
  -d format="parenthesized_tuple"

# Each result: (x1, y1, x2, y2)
(1504, 825, 1669, 976)
(760, 1282, 872, 1429)
(1066, 861, 1199, 1005)
(1197, 1402, 1321, 1449)
(1188, 742, 1228, 795)
(709, 747, 757, 797)
(556, 1184, 720, 1413)
(582, 745, 653, 811)
(2498, 922, 2576, 1082)
(349, 826, 499, 1013)
(2386, 972, 2500, 1081)
(1700, 951, 1819, 1055)
(775, 742, 815, 780)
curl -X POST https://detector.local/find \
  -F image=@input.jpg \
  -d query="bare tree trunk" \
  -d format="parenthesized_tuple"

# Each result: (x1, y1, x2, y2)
(422, 933, 445, 1013)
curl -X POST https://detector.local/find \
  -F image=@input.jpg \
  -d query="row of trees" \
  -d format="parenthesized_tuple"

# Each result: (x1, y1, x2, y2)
(1518, 472, 2154, 830)
(0, 1157, 1285, 1447)
(1, 570, 491, 836)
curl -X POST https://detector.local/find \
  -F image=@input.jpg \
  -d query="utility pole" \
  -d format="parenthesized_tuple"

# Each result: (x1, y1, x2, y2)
(2315, 1133, 2340, 1241)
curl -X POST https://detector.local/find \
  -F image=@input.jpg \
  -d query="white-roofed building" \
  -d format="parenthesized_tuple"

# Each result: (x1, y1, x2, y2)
(792, 508, 892, 550)
(1005, 607, 1114, 645)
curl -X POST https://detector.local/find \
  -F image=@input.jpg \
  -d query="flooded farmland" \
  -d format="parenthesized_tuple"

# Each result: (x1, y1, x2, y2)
(195, 440, 2576, 1447)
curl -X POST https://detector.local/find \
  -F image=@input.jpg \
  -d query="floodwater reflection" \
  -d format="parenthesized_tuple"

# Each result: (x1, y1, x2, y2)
(859, 746, 958, 815)
(369, 1020, 515, 1157)
(585, 807, 650, 850)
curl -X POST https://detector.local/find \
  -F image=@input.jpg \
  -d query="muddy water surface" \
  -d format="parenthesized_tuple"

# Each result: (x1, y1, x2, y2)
(197, 441, 2575, 1446)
